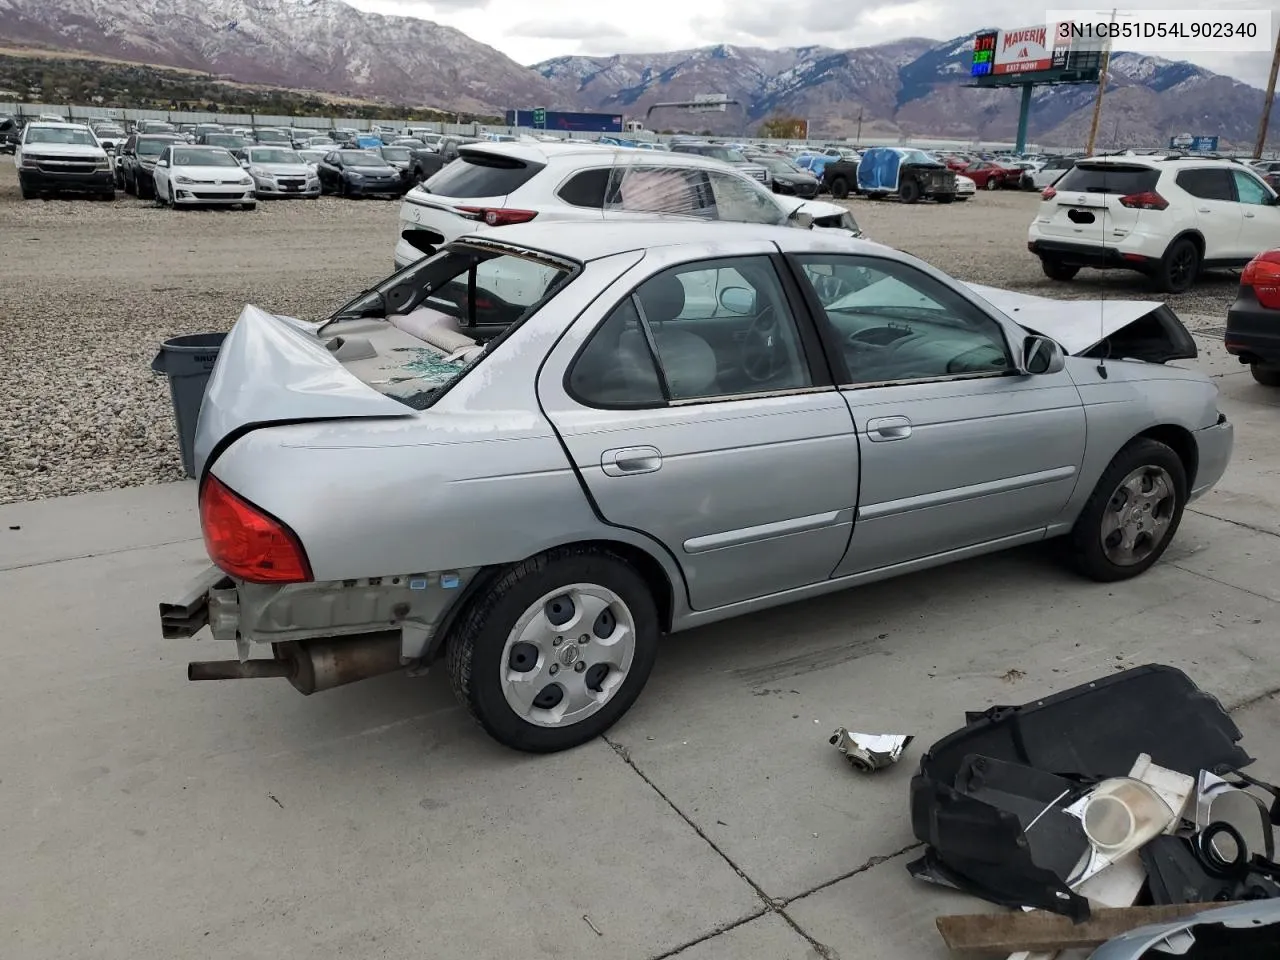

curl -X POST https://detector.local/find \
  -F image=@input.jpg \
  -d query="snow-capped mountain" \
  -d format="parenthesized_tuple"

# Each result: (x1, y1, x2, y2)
(0, 0, 563, 114)
(0, 1, 1272, 146)
(539, 36, 1274, 146)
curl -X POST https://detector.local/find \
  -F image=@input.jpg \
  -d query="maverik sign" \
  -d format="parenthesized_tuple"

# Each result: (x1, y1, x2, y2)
(993, 23, 1071, 74)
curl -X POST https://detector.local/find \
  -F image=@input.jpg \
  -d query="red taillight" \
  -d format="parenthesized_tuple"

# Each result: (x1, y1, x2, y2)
(1041, 186, 1057, 200)
(1242, 250, 1280, 309)
(1118, 191, 1168, 210)
(455, 206, 538, 227)
(199, 476, 312, 583)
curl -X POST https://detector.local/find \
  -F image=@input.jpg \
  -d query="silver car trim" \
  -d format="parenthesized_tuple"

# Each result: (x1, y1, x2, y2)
(668, 385, 833, 406)
(838, 369, 1012, 391)
(857, 465, 1078, 520)
(684, 509, 846, 554)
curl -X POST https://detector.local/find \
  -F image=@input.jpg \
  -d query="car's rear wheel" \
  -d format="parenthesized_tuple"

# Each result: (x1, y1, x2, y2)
(900, 178, 922, 204)
(985, 177, 999, 190)
(1155, 237, 1200, 294)
(1251, 363, 1280, 386)
(447, 547, 660, 753)
(829, 176, 850, 199)
(1041, 257, 1080, 281)
(1067, 438, 1187, 582)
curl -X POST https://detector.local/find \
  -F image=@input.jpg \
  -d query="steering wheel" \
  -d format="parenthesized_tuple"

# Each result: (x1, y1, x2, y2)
(740, 305, 789, 383)
(811, 272, 856, 304)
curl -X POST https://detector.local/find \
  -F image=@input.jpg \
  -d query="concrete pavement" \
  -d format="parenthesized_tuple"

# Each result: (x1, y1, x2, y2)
(2, 335, 1278, 960)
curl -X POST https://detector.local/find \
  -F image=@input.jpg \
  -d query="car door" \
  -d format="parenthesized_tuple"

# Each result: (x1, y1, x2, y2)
(1174, 167, 1244, 260)
(1231, 168, 1280, 258)
(537, 241, 860, 612)
(788, 252, 1086, 574)
(319, 151, 339, 188)
(152, 147, 172, 198)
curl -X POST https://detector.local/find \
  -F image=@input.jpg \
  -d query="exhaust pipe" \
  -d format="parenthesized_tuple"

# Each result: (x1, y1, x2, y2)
(188, 633, 405, 694)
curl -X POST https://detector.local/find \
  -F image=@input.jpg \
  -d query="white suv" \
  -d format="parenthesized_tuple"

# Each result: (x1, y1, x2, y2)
(1028, 156, 1280, 293)
(393, 141, 860, 269)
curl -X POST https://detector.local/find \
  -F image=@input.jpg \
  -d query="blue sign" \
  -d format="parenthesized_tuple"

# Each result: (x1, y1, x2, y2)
(1169, 135, 1219, 153)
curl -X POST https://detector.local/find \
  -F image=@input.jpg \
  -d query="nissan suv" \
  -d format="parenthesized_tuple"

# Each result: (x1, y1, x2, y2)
(667, 141, 771, 186)
(1028, 156, 1280, 293)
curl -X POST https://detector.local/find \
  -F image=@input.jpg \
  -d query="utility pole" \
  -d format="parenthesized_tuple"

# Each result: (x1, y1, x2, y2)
(1255, 21, 1280, 156)
(856, 108, 863, 145)
(1085, 8, 1118, 156)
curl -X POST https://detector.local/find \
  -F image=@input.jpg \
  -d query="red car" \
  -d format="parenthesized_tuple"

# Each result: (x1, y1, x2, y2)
(1224, 249, 1280, 386)
(962, 161, 1022, 190)
(943, 154, 973, 172)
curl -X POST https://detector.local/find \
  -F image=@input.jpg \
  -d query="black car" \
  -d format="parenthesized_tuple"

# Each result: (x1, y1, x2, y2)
(408, 136, 477, 183)
(1225, 249, 1280, 386)
(748, 154, 820, 198)
(371, 145, 416, 193)
(116, 133, 181, 199)
(0, 115, 18, 154)
(315, 149, 404, 198)
(821, 159, 860, 199)
(253, 128, 293, 146)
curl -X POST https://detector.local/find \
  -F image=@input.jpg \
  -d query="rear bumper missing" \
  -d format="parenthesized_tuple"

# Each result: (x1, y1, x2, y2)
(159, 564, 479, 661)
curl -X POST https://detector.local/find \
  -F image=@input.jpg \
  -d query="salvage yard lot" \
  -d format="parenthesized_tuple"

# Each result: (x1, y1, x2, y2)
(2, 160, 1279, 960)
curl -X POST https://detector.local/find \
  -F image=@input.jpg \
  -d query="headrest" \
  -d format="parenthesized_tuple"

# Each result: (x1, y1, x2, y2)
(637, 272, 687, 324)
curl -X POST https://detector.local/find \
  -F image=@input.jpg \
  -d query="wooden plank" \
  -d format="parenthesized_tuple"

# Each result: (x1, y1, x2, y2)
(936, 901, 1248, 956)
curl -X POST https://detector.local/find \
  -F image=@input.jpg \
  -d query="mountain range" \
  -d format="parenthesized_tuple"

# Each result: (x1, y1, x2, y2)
(0, 0, 1272, 146)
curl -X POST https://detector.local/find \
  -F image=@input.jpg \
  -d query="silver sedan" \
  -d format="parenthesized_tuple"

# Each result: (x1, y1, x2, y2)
(240, 145, 320, 198)
(163, 221, 1233, 753)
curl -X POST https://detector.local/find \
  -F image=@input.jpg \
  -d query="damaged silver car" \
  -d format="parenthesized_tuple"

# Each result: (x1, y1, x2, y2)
(161, 221, 1233, 753)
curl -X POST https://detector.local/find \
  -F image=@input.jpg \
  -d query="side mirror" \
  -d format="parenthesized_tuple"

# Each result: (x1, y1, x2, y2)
(790, 209, 815, 229)
(155, 159, 168, 168)
(240, 159, 250, 168)
(1023, 335, 1066, 375)
(719, 286, 756, 314)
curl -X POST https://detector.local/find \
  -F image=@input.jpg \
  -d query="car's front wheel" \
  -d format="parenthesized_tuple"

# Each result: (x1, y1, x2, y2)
(1251, 363, 1280, 386)
(985, 177, 999, 190)
(447, 547, 660, 753)
(829, 176, 850, 199)
(1067, 438, 1187, 582)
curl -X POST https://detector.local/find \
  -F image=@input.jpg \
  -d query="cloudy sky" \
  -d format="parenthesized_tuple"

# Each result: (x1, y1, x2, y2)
(348, 0, 1278, 86)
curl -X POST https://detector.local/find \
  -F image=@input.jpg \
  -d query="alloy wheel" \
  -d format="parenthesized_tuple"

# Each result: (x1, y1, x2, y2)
(1099, 465, 1177, 566)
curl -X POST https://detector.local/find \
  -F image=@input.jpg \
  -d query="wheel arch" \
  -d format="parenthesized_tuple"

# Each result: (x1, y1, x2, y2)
(426, 537, 681, 664)
(1135, 423, 1198, 490)
(1166, 229, 1205, 259)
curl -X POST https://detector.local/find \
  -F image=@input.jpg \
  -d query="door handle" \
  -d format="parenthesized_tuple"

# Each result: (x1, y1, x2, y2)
(866, 416, 912, 442)
(1197, 207, 1211, 213)
(601, 446, 662, 476)
(1245, 211, 1257, 218)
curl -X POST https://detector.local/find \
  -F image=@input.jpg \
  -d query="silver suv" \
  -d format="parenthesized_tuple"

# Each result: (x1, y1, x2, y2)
(668, 141, 771, 186)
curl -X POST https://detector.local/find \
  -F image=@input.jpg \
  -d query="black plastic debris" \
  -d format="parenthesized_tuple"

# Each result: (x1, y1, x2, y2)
(908, 664, 1254, 920)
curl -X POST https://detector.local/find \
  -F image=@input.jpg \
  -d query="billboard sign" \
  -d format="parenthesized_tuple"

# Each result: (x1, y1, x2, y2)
(1169, 134, 1219, 152)
(691, 93, 729, 113)
(993, 23, 1072, 74)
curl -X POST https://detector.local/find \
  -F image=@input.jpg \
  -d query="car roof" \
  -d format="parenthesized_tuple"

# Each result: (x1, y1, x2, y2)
(459, 140, 763, 173)
(1074, 155, 1245, 169)
(460, 220, 884, 263)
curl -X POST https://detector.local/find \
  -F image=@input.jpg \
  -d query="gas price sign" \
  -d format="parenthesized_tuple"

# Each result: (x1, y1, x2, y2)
(971, 31, 997, 76)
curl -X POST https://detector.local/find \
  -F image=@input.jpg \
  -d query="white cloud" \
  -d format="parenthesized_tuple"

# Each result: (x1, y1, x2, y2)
(347, 0, 1278, 86)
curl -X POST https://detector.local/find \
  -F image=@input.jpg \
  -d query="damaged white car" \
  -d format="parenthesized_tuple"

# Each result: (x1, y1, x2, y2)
(163, 221, 1232, 753)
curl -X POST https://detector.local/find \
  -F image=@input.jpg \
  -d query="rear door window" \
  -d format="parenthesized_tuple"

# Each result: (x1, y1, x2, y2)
(1176, 168, 1235, 201)
(426, 152, 544, 198)
(1054, 163, 1159, 195)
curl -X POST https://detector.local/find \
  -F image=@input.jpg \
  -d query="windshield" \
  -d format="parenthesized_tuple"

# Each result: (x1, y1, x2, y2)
(381, 147, 411, 162)
(706, 147, 746, 162)
(756, 156, 803, 174)
(172, 148, 239, 167)
(256, 131, 290, 142)
(204, 134, 246, 147)
(137, 138, 173, 156)
(340, 150, 384, 166)
(249, 149, 302, 164)
(94, 126, 125, 136)
(27, 127, 97, 146)
(146, 123, 176, 133)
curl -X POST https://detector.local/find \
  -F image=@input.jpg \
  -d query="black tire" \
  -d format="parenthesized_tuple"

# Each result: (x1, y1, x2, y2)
(19, 182, 34, 200)
(900, 178, 922, 204)
(1154, 237, 1200, 294)
(829, 176, 850, 200)
(935, 193, 955, 204)
(1041, 257, 1080, 282)
(1251, 363, 1280, 387)
(1067, 438, 1187, 582)
(138, 177, 154, 201)
(446, 546, 660, 753)
(985, 177, 1000, 191)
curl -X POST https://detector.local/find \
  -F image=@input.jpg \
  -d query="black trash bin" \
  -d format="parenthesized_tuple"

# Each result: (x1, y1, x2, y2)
(151, 333, 227, 479)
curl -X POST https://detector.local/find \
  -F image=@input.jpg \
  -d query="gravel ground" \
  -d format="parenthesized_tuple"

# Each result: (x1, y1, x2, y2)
(0, 165, 1241, 504)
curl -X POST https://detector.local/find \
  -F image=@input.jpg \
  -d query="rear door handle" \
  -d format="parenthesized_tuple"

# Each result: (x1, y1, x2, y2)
(866, 416, 912, 442)
(1245, 211, 1257, 218)
(1197, 207, 1211, 213)
(601, 446, 662, 476)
